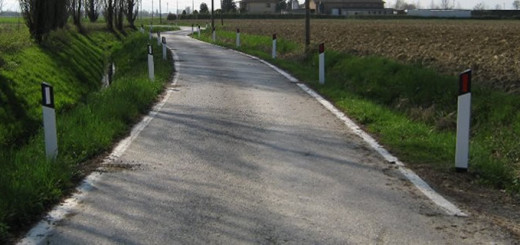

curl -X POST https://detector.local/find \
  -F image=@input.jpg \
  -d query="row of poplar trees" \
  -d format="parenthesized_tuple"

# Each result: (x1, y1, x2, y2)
(19, 0, 140, 43)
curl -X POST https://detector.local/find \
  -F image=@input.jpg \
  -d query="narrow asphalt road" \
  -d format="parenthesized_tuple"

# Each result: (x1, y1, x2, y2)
(39, 28, 512, 244)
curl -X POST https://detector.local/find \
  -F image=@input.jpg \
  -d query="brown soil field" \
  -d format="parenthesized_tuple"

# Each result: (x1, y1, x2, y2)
(211, 19, 520, 93)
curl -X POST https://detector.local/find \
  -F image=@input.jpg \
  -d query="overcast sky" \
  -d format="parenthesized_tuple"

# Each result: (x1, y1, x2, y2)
(1, 0, 516, 12)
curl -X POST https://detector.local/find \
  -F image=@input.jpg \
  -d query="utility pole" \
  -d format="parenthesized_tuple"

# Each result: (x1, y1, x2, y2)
(305, 0, 310, 49)
(152, 0, 154, 24)
(159, 0, 162, 24)
(220, 0, 224, 25)
(211, 0, 214, 29)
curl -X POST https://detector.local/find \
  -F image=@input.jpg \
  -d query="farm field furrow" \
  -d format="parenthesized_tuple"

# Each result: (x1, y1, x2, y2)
(216, 19, 520, 92)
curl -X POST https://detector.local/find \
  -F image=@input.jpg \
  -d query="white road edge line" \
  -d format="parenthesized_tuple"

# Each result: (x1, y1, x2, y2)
(221, 43, 467, 217)
(18, 44, 181, 245)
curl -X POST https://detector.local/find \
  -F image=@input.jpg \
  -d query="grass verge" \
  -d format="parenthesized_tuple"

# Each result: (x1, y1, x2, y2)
(194, 28, 520, 194)
(0, 29, 173, 243)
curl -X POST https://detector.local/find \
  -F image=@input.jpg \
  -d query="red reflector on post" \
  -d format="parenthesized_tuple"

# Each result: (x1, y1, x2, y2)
(319, 43, 325, 54)
(459, 69, 471, 95)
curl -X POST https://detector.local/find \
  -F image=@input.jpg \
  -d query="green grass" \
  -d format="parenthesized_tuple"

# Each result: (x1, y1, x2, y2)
(195, 28, 520, 193)
(0, 27, 173, 242)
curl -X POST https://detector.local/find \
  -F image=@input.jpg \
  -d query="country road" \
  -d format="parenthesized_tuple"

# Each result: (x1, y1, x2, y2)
(29, 28, 514, 244)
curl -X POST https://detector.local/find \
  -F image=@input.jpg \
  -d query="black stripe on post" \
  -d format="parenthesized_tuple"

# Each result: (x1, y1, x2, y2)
(459, 69, 471, 95)
(237, 28, 240, 33)
(319, 43, 325, 54)
(273, 34, 277, 40)
(148, 45, 153, 55)
(41, 82, 54, 108)
(162, 37, 166, 44)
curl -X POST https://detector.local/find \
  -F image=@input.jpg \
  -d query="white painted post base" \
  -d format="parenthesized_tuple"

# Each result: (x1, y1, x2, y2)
(236, 32, 240, 47)
(455, 93, 471, 171)
(319, 53, 325, 84)
(148, 54, 155, 81)
(212, 29, 216, 42)
(42, 106, 58, 159)
(198, 26, 201, 37)
(157, 33, 161, 46)
(162, 43, 167, 60)
(272, 38, 277, 59)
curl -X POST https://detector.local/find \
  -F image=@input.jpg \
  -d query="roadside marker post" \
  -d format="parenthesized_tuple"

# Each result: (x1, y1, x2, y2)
(455, 69, 472, 172)
(41, 83, 58, 159)
(272, 34, 277, 59)
(198, 25, 201, 37)
(140, 24, 144, 33)
(162, 37, 167, 60)
(212, 27, 216, 42)
(148, 45, 155, 81)
(191, 24, 194, 34)
(149, 31, 153, 40)
(157, 32, 161, 46)
(236, 28, 240, 47)
(319, 43, 325, 84)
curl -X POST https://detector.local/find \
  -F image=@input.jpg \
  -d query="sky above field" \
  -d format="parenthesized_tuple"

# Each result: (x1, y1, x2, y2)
(1, 0, 515, 12)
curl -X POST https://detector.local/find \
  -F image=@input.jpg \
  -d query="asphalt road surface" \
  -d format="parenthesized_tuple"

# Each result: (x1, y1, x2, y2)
(39, 28, 513, 244)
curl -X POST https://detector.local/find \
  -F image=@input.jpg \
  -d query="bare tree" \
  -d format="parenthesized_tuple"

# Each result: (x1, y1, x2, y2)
(440, 0, 454, 9)
(473, 2, 487, 10)
(429, 0, 437, 9)
(86, 0, 101, 22)
(513, 0, 520, 10)
(114, 0, 124, 31)
(71, 0, 83, 28)
(125, 0, 139, 29)
(104, 0, 115, 30)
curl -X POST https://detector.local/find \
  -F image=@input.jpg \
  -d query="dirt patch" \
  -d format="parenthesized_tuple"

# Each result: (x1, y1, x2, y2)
(411, 164, 520, 241)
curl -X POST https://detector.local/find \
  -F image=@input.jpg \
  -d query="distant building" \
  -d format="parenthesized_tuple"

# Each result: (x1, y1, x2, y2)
(240, 0, 279, 14)
(240, 0, 390, 15)
(315, 0, 388, 15)
(407, 9, 471, 18)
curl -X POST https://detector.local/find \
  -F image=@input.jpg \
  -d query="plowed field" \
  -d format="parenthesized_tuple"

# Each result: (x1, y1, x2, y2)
(216, 19, 520, 92)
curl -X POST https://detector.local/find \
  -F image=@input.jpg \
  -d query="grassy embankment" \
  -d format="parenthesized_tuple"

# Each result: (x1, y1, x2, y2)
(0, 20, 175, 242)
(195, 28, 520, 193)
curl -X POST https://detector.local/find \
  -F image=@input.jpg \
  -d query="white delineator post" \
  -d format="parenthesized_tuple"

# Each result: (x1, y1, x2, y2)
(148, 45, 155, 81)
(212, 27, 216, 42)
(149, 31, 153, 40)
(162, 37, 167, 60)
(319, 43, 325, 84)
(236, 28, 240, 48)
(41, 83, 58, 159)
(455, 69, 472, 172)
(272, 34, 277, 59)
(198, 25, 201, 37)
(191, 24, 194, 34)
(157, 32, 161, 46)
